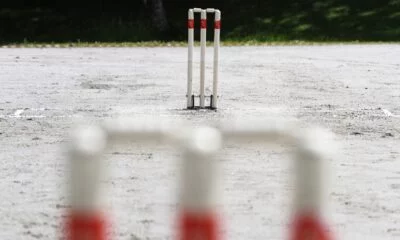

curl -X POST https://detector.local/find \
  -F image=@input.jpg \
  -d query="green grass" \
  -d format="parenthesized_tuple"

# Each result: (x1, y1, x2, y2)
(2, 40, 399, 48)
(1, 1, 400, 45)
(1, 41, 187, 48)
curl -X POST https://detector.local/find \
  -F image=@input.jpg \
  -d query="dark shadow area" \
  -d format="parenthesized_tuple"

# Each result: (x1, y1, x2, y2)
(1, 0, 399, 43)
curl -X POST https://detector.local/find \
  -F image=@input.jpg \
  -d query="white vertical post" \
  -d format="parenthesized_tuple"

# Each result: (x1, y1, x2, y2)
(212, 10, 221, 109)
(187, 9, 194, 108)
(292, 129, 333, 215)
(179, 127, 221, 240)
(294, 147, 325, 214)
(290, 129, 333, 240)
(200, 10, 207, 108)
(66, 126, 108, 240)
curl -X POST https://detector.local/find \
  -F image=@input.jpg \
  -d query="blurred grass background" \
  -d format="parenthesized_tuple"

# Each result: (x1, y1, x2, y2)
(1, 0, 399, 45)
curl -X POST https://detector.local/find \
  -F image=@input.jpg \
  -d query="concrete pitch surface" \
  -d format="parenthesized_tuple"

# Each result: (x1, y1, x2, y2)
(0, 45, 399, 239)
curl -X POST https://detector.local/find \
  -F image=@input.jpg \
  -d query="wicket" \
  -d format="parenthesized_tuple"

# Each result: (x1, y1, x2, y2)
(187, 8, 221, 109)
(64, 119, 335, 240)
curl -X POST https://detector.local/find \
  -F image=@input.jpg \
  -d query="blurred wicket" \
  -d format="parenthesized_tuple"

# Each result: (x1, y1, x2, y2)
(64, 119, 335, 240)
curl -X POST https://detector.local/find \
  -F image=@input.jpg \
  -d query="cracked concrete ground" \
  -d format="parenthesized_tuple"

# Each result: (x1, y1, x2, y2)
(0, 45, 399, 240)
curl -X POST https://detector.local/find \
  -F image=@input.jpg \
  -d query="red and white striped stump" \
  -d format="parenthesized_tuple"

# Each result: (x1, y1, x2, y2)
(65, 126, 109, 240)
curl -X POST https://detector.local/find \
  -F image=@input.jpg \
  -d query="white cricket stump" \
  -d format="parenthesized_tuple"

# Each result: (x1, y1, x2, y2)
(186, 8, 221, 110)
